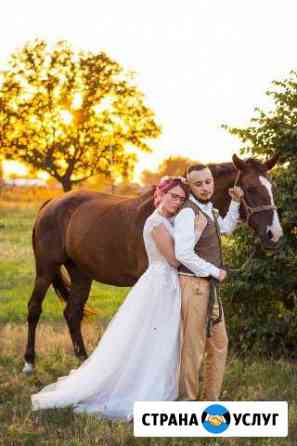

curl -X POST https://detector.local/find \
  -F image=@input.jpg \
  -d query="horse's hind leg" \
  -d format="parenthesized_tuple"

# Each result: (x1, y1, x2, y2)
(23, 272, 53, 373)
(63, 263, 92, 361)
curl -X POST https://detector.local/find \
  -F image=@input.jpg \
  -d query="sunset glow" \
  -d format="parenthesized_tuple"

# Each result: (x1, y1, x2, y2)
(72, 93, 83, 110)
(2, 160, 50, 180)
(1, 0, 297, 182)
(60, 109, 73, 125)
(3, 160, 28, 178)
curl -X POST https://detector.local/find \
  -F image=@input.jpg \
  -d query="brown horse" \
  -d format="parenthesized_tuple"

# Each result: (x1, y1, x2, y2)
(23, 153, 283, 373)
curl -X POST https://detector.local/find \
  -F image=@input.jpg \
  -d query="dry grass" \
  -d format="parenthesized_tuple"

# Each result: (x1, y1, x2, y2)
(0, 321, 106, 360)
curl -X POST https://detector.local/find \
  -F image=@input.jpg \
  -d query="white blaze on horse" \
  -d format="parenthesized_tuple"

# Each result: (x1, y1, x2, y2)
(258, 176, 283, 243)
(22, 153, 283, 374)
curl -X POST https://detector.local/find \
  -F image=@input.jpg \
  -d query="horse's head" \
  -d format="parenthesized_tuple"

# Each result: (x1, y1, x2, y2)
(232, 153, 283, 249)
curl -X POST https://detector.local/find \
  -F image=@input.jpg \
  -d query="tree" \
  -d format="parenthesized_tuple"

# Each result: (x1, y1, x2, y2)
(222, 70, 297, 357)
(0, 40, 161, 191)
(0, 156, 3, 188)
(141, 155, 194, 186)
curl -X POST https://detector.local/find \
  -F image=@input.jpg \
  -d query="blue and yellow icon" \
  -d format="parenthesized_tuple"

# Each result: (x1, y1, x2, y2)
(201, 404, 231, 434)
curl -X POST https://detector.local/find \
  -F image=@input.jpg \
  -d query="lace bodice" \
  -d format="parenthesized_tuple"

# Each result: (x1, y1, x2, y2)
(143, 210, 174, 266)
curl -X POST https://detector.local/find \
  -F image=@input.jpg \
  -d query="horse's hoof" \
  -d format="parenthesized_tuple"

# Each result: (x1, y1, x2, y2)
(23, 362, 34, 374)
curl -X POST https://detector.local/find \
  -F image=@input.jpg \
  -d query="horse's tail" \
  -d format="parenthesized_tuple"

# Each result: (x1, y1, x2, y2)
(52, 268, 71, 303)
(32, 226, 37, 255)
(52, 268, 97, 319)
(32, 199, 52, 255)
(39, 199, 52, 211)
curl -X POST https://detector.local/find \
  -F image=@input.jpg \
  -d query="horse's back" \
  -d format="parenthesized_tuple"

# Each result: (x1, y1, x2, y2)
(33, 190, 134, 264)
(32, 188, 153, 285)
(64, 192, 142, 284)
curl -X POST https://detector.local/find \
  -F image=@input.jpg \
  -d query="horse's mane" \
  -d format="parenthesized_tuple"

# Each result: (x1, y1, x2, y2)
(209, 158, 266, 178)
(208, 162, 236, 178)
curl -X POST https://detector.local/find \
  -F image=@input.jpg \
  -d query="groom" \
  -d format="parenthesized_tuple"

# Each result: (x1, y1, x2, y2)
(174, 163, 243, 401)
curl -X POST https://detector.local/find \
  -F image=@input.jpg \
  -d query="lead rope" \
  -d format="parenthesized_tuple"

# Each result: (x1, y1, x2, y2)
(226, 169, 256, 275)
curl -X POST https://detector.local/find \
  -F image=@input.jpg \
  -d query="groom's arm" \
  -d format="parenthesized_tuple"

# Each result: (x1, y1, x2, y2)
(174, 208, 221, 279)
(217, 200, 240, 235)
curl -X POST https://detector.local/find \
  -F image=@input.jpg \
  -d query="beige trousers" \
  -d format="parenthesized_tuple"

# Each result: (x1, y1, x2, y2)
(178, 275, 228, 401)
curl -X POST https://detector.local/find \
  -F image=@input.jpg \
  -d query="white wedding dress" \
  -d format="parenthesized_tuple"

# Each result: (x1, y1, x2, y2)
(31, 209, 181, 421)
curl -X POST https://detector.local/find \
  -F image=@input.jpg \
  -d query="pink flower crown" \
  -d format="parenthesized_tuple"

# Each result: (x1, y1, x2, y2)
(159, 175, 188, 185)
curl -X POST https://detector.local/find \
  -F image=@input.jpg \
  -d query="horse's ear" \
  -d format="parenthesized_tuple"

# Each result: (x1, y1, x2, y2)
(232, 154, 246, 171)
(264, 152, 279, 171)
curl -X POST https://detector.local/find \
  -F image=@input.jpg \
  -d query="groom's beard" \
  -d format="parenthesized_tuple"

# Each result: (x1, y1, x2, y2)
(197, 197, 212, 204)
(191, 191, 213, 204)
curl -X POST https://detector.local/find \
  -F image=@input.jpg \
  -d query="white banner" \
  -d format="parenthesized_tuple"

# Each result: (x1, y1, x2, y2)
(134, 401, 288, 437)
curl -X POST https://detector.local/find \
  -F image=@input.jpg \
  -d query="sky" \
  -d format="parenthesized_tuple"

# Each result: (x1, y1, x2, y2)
(1, 0, 297, 181)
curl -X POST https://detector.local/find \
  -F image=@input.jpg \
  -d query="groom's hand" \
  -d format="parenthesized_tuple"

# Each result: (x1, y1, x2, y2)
(228, 186, 244, 202)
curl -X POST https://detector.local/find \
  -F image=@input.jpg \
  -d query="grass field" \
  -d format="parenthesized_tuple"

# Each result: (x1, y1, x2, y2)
(0, 200, 296, 445)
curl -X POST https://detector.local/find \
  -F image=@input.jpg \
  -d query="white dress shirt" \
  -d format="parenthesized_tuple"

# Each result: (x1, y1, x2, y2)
(174, 194, 240, 279)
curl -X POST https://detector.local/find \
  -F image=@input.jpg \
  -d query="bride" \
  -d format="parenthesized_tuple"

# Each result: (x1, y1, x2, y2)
(31, 176, 189, 421)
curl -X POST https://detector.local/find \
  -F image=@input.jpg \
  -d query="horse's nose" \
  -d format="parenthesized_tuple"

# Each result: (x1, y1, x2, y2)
(261, 230, 281, 250)
(266, 226, 283, 243)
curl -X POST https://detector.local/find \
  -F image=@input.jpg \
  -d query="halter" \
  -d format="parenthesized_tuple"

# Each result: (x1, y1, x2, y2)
(234, 170, 277, 224)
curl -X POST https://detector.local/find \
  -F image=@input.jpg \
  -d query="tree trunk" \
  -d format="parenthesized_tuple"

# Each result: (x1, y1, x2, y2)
(61, 177, 72, 192)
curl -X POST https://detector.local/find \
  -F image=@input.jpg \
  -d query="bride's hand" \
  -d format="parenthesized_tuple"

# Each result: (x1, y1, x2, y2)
(170, 257, 180, 269)
(174, 259, 181, 269)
